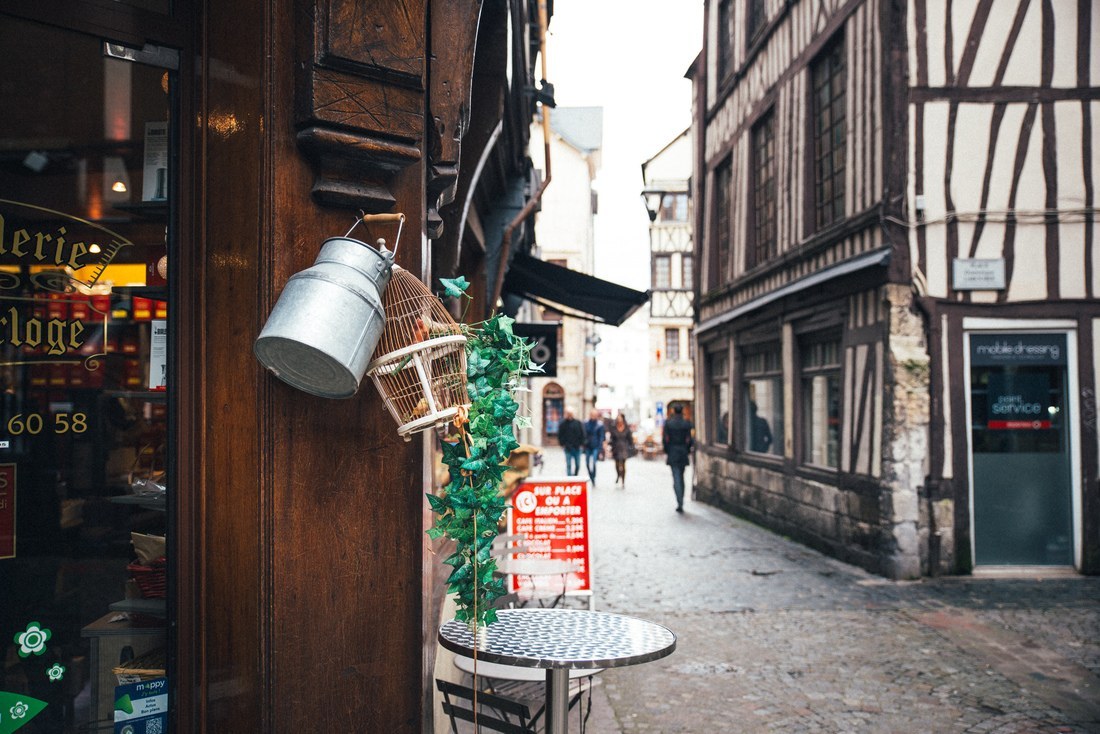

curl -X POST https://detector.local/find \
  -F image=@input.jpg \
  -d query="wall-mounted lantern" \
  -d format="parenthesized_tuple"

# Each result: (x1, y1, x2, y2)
(253, 213, 404, 399)
(641, 188, 665, 223)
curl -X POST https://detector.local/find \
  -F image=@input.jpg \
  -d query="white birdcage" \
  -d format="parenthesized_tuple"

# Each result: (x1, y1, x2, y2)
(367, 266, 470, 439)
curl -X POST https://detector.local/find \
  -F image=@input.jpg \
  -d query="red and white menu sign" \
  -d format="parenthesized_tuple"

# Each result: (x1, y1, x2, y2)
(507, 477, 591, 598)
(0, 463, 15, 559)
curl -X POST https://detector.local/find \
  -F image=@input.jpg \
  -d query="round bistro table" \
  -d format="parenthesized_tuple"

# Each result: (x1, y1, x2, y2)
(438, 607, 676, 733)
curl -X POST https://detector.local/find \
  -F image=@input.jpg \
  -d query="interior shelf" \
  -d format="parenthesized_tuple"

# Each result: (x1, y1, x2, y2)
(109, 598, 167, 617)
(109, 494, 167, 511)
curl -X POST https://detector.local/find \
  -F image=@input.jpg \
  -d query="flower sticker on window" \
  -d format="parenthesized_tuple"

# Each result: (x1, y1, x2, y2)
(46, 664, 65, 682)
(0, 691, 47, 731)
(14, 622, 51, 658)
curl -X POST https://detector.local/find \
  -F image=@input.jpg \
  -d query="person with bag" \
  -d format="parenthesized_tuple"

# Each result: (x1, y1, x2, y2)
(662, 404, 694, 512)
(606, 413, 634, 488)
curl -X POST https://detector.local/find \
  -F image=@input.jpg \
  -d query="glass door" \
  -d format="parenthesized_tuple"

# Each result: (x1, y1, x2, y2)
(0, 15, 176, 732)
(969, 333, 1074, 567)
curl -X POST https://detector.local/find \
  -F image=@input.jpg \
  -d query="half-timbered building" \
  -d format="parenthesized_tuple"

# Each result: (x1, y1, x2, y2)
(643, 129, 697, 422)
(692, 0, 1098, 578)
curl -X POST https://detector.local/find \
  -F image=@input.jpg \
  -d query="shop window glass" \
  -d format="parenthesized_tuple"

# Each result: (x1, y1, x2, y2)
(800, 337, 840, 468)
(0, 17, 175, 732)
(707, 350, 729, 445)
(742, 345, 782, 455)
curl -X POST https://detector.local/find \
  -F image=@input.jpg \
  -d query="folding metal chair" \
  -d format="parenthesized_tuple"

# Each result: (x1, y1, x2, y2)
(436, 678, 536, 734)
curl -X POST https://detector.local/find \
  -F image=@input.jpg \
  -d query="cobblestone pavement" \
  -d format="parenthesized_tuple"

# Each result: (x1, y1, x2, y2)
(532, 449, 1100, 734)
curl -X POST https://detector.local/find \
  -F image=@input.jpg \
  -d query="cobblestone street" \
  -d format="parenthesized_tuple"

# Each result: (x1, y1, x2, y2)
(534, 449, 1100, 733)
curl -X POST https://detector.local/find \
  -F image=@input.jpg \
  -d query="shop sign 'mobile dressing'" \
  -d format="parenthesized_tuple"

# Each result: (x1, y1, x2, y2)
(971, 333, 1066, 430)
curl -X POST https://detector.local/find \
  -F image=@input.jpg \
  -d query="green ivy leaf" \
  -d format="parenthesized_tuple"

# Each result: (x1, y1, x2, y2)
(426, 299, 539, 629)
(439, 276, 470, 298)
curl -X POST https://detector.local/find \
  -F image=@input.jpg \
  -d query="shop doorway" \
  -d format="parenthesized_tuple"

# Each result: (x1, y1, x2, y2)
(967, 332, 1077, 567)
(542, 383, 565, 445)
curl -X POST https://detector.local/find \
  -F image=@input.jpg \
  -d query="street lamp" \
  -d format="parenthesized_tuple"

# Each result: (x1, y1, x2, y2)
(641, 189, 665, 222)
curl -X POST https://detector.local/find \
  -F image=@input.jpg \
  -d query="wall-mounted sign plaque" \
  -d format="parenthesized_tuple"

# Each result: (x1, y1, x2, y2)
(953, 258, 1006, 290)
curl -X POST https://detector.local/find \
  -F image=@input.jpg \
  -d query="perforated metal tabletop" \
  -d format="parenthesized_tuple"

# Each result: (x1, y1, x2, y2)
(438, 607, 676, 670)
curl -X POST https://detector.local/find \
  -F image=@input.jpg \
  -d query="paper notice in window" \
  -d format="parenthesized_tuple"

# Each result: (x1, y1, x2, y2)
(149, 320, 167, 390)
(142, 121, 169, 201)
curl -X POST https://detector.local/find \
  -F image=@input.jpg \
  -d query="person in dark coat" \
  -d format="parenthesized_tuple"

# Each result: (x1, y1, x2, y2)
(662, 404, 694, 512)
(583, 409, 606, 484)
(557, 407, 585, 476)
(606, 413, 634, 487)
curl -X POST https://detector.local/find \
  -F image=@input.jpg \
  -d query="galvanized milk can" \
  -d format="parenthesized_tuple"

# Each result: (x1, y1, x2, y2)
(254, 213, 404, 398)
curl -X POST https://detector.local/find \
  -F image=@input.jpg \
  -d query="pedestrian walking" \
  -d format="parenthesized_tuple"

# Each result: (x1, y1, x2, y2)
(557, 408, 585, 476)
(606, 413, 634, 487)
(583, 409, 606, 484)
(662, 404, 694, 512)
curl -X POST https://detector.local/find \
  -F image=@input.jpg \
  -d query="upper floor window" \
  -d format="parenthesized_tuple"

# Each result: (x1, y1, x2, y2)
(746, 0, 767, 47)
(712, 157, 732, 288)
(717, 0, 734, 80)
(811, 34, 846, 230)
(682, 255, 694, 290)
(654, 255, 672, 289)
(661, 192, 689, 222)
(665, 328, 681, 362)
(749, 110, 776, 269)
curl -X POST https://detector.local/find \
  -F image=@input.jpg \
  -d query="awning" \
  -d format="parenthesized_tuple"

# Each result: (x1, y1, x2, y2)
(696, 247, 892, 334)
(503, 253, 650, 327)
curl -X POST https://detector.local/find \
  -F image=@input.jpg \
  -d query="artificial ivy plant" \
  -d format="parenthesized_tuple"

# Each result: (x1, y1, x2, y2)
(426, 276, 537, 628)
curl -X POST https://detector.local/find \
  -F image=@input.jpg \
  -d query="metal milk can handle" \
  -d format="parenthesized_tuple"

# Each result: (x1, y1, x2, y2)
(347, 212, 406, 257)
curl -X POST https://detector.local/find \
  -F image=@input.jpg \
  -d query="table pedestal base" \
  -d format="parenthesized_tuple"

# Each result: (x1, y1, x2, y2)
(545, 667, 570, 733)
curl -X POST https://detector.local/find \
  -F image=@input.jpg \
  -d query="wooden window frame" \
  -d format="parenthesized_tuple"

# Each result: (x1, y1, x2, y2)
(740, 339, 783, 457)
(664, 327, 681, 362)
(717, 0, 734, 82)
(809, 33, 847, 232)
(654, 254, 672, 289)
(748, 110, 776, 270)
(706, 346, 731, 446)
(711, 157, 732, 289)
(797, 332, 842, 469)
(745, 0, 766, 49)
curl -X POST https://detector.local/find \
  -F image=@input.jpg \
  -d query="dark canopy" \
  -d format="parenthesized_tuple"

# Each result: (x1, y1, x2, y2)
(502, 252, 650, 326)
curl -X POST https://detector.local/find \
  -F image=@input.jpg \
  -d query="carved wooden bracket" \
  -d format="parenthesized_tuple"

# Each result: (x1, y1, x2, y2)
(296, 0, 427, 213)
(426, 0, 484, 238)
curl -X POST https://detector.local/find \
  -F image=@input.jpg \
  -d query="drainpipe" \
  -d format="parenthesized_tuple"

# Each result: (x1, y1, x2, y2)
(490, 0, 552, 309)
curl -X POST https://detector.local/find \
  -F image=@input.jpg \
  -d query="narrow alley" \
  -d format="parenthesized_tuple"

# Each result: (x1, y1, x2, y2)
(531, 449, 1100, 733)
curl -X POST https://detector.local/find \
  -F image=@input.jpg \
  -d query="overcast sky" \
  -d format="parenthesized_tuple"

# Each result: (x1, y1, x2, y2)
(547, 0, 703, 287)
(544, 1, 704, 418)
